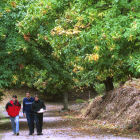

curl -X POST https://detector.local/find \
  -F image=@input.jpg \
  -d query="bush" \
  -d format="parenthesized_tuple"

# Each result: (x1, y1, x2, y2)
(114, 82, 120, 89)
(94, 82, 105, 95)
(75, 99, 84, 103)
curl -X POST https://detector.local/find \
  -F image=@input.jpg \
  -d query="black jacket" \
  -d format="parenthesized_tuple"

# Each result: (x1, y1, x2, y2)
(31, 100, 46, 114)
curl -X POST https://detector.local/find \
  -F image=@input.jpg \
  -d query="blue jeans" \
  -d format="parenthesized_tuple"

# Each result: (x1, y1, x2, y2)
(10, 115, 19, 133)
(26, 112, 34, 133)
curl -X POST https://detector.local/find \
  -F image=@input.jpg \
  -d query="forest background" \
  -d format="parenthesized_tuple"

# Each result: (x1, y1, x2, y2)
(1, 0, 140, 109)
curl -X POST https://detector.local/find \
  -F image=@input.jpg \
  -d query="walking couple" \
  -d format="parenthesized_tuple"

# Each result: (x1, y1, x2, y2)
(5, 92, 46, 136)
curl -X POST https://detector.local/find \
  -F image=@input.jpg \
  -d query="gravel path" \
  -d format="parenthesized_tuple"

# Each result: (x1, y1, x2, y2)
(0, 103, 138, 140)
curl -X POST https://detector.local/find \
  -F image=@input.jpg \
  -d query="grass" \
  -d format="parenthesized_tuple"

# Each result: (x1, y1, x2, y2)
(75, 99, 84, 103)
(0, 119, 10, 123)
(0, 106, 6, 119)
(66, 115, 75, 119)
(0, 135, 3, 140)
(114, 82, 120, 89)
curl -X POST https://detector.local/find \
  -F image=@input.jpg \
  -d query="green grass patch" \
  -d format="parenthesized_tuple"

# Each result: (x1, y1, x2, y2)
(0, 119, 9, 123)
(114, 82, 120, 89)
(75, 99, 84, 103)
(66, 115, 75, 119)
(0, 135, 4, 140)
(0, 106, 6, 118)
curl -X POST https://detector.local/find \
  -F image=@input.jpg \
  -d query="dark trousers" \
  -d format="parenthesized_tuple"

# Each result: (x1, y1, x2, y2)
(26, 112, 34, 133)
(34, 113, 43, 133)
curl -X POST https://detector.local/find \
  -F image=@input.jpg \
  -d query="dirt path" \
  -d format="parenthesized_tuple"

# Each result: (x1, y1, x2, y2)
(0, 103, 138, 140)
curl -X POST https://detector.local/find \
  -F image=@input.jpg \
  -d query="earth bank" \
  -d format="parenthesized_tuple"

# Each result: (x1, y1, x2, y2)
(81, 78, 140, 132)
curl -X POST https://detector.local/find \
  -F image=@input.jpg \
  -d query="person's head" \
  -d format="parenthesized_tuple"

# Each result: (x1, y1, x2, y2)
(26, 91, 30, 98)
(34, 94, 39, 101)
(12, 95, 17, 102)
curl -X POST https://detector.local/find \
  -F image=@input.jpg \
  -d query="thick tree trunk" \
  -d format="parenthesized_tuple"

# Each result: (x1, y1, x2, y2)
(62, 92, 70, 111)
(103, 76, 114, 92)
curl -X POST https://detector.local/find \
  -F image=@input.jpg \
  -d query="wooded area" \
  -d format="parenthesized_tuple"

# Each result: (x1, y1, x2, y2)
(0, 0, 140, 109)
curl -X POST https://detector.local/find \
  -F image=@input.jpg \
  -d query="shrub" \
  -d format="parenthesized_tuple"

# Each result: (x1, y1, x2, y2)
(94, 82, 105, 95)
(75, 99, 84, 103)
(114, 82, 120, 89)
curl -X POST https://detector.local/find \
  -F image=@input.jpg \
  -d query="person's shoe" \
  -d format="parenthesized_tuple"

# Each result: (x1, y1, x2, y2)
(12, 132, 16, 135)
(16, 133, 19, 136)
(37, 132, 43, 135)
(29, 133, 33, 135)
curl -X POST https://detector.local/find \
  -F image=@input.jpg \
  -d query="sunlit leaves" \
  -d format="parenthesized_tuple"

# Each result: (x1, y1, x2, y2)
(51, 25, 81, 36)
(11, 1, 17, 8)
(1, 0, 140, 91)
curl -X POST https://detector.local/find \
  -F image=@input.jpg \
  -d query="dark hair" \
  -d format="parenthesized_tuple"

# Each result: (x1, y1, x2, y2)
(26, 91, 30, 94)
(34, 94, 39, 98)
(12, 95, 17, 98)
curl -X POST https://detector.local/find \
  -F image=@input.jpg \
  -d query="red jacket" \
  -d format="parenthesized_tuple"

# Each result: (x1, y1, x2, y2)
(6, 100, 21, 117)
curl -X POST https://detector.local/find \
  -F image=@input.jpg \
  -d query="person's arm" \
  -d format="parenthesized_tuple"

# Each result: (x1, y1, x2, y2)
(23, 98, 25, 113)
(42, 101, 46, 110)
(32, 97, 35, 102)
(5, 102, 9, 112)
(23, 99, 26, 116)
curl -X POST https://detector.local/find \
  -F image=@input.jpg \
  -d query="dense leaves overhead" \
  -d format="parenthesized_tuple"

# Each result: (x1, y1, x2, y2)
(48, 0, 140, 85)
(0, 0, 140, 92)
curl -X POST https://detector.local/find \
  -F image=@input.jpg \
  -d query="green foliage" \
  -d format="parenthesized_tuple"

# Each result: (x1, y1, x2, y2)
(0, 0, 140, 96)
(114, 82, 120, 89)
(94, 82, 105, 95)
(48, 0, 140, 87)
(75, 99, 84, 103)
(0, 0, 74, 93)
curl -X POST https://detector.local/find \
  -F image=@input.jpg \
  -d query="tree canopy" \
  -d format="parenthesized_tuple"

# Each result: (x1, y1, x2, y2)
(0, 0, 140, 95)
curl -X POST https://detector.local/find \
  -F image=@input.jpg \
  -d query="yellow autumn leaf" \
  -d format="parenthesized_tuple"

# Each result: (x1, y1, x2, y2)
(5, 9, 11, 12)
(95, 46, 99, 51)
(110, 47, 113, 51)
(11, 1, 17, 8)
(128, 35, 133, 41)
(51, 30, 55, 36)
(93, 54, 99, 61)
(13, 75, 18, 83)
(0, 13, 3, 18)
(76, 16, 84, 21)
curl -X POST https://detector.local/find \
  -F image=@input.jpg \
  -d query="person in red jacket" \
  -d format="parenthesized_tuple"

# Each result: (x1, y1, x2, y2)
(6, 95, 21, 136)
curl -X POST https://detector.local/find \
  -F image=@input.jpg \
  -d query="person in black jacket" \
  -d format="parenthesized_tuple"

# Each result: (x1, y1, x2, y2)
(31, 94, 46, 135)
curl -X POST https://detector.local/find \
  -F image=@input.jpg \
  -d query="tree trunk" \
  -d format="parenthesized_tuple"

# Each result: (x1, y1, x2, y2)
(62, 92, 70, 111)
(103, 76, 114, 92)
